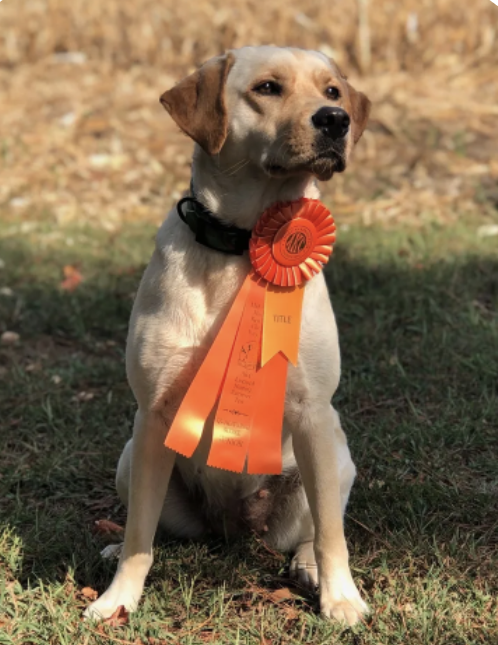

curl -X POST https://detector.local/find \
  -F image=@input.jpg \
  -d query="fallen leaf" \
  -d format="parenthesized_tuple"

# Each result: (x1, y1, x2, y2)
(61, 265, 83, 291)
(477, 224, 498, 238)
(9, 197, 30, 209)
(25, 362, 42, 372)
(94, 519, 125, 535)
(1, 331, 20, 345)
(79, 116, 111, 136)
(81, 587, 98, 600)
(268, 587, 294, 603)
(73, 391, 95, 402)
(282, 605, 299, 620)
(104, 605, 129, 627)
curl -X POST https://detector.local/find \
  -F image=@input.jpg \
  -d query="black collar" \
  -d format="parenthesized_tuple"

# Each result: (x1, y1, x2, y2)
(177, 193, 251, 255)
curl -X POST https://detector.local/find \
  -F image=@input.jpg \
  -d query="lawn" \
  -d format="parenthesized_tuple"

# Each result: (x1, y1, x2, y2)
(0, 212, 497, 645)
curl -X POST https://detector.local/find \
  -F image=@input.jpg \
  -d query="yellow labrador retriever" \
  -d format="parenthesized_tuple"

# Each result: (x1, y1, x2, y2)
(85, 46, 371, 625)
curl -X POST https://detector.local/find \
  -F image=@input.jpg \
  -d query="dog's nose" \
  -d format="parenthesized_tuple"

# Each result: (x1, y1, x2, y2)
(312, 107, 350, 138)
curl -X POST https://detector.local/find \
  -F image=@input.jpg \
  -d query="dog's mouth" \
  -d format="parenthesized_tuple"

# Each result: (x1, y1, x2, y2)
(264, 148, 346, 181)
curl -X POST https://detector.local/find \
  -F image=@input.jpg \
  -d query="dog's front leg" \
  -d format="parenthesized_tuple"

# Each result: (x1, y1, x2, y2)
(291, 403, 369, 625)
(85, 409, 175, 619)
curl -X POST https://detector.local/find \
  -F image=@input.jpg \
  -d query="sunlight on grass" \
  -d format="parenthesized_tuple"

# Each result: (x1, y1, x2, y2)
(0, 215, 497, 644)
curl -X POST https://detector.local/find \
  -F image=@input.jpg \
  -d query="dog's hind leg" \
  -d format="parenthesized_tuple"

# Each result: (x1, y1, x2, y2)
(84, 410, 176, 620)
(265, 480, 319, 590)
(115, 438, 205, 539)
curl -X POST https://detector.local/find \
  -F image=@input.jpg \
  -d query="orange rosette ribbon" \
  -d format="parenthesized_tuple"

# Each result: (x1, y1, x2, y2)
(165, 198, 335, 474)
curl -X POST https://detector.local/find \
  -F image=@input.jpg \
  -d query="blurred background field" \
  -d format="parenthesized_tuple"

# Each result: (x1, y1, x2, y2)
(1, 0, 498, 229)
(1, 2, 497, 644)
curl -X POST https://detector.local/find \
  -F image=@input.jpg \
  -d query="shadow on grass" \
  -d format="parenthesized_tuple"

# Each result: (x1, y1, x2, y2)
(0, 236, 497, 599)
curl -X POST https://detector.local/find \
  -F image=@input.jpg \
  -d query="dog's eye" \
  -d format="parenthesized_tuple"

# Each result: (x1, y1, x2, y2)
(326, 86, 341, 100)
(253, 81, 282, 96)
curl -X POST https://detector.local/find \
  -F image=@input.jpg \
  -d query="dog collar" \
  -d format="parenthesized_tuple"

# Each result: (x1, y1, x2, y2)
(177, 194, 251, 255)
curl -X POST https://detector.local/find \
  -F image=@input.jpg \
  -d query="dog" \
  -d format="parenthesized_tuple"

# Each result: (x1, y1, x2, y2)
(85, 46, 371, 626)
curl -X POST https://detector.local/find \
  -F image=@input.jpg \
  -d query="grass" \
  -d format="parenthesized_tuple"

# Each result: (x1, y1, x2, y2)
(0, 213, 497, 644)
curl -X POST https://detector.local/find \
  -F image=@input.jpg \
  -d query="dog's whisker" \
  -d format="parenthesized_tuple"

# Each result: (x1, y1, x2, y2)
(224, 159, 252, 177)
(215, 157, 252, 177)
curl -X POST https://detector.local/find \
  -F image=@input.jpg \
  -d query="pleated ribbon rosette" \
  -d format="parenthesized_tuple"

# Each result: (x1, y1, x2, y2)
(165, 198, 336, 474)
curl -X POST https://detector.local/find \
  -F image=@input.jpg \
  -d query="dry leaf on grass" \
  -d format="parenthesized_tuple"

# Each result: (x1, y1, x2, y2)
(1, 331, 20, 345)
(25, 362, 42, 372)
(73, 391, 95, 402)
(103, 605, 129, 627)
(94, 519, 125, 535)
(281, 605, 299, 621)
(268, 587, 295, 603)
(60, 265, 83, 291)
(400, 602, 414, 614)
(81, 587, 99, 600)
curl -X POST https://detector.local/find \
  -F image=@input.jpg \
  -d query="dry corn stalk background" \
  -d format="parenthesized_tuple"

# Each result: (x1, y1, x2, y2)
(1, 0, 497, 230)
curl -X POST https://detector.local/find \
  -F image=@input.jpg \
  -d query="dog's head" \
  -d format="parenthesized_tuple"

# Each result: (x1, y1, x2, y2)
(160, 46, 370, 182)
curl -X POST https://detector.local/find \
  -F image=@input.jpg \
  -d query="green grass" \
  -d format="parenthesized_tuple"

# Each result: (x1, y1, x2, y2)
(0, 214, 497, 644)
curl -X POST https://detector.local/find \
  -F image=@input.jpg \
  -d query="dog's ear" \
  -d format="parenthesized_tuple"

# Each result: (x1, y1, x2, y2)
(160, 53, 235, 156)
(346, 82, 371, 144)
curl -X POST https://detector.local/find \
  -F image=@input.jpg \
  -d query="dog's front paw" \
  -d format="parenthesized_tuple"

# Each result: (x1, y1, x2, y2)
(320, 569, 369, 626)
(83, 579, 141, 620)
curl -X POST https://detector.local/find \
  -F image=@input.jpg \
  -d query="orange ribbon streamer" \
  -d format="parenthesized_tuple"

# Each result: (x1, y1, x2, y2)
(208, 274, 265, 472)
(262, 284, 305, 367)
(165, 198, 335, 474)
